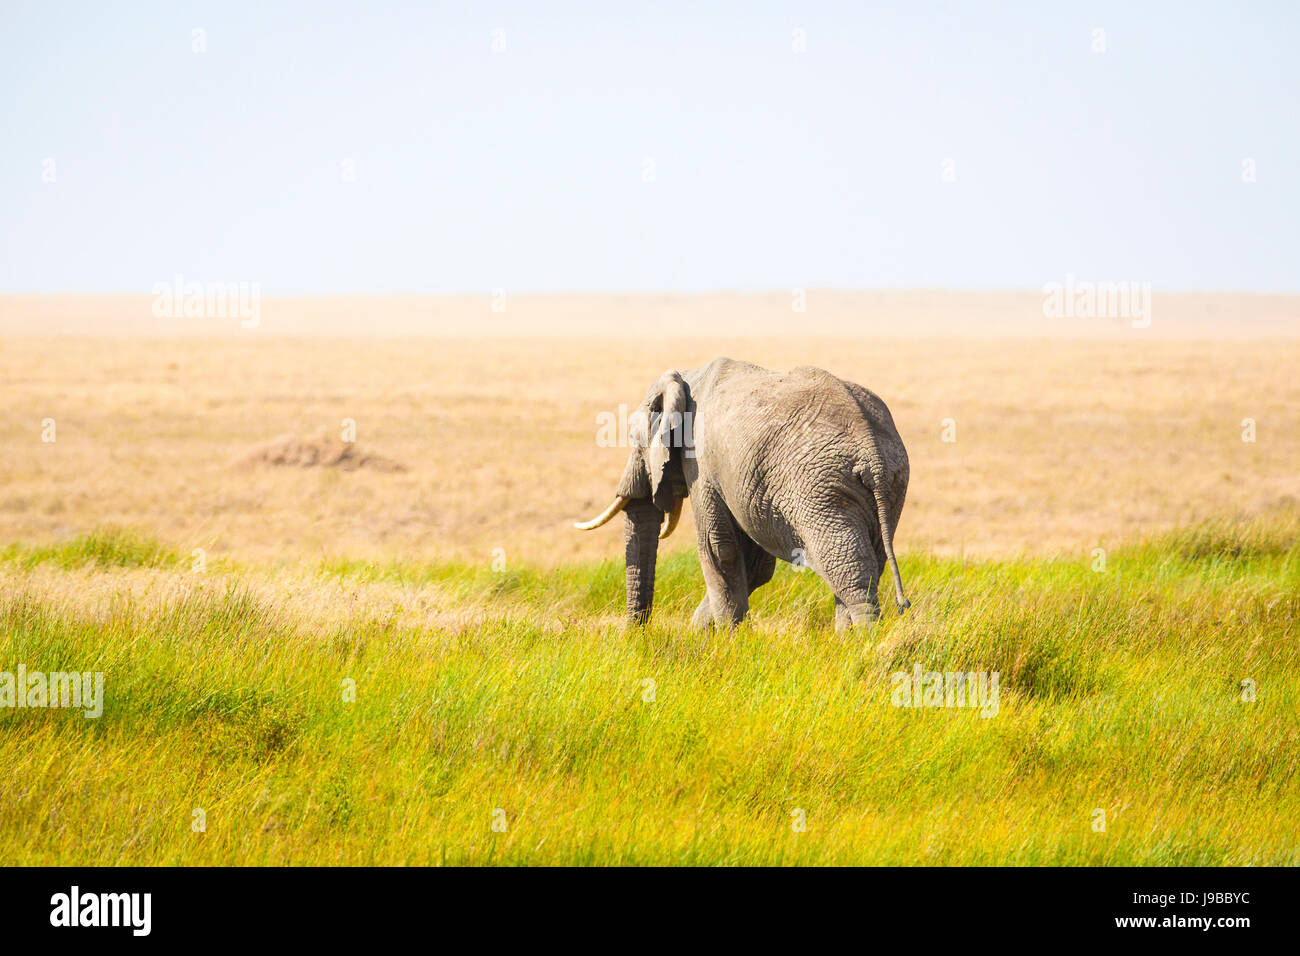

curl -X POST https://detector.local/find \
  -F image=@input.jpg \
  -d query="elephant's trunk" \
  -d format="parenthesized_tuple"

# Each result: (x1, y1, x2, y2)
(623, 498, 663, 625)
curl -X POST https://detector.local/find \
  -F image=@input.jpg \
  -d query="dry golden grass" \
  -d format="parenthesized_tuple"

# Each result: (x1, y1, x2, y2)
(1, 293, 1297, 568)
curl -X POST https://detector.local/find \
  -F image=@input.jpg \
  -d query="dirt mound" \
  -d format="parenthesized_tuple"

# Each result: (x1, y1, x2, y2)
(236, 434, 406, 472)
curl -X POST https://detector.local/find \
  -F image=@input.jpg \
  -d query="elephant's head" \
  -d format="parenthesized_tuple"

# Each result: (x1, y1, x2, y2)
(574, 370, 694, 624)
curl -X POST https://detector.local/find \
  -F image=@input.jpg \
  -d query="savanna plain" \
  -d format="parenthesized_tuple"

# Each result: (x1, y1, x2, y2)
(0, 292, 1296, 864)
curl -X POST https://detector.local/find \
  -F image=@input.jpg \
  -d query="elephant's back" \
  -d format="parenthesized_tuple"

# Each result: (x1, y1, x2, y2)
(695, 361, 885, 461)
(702, 366, 876, 497)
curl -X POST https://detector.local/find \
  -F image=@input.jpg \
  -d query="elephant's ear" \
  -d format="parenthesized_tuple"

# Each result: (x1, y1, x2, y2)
(646, 372, 691, 512)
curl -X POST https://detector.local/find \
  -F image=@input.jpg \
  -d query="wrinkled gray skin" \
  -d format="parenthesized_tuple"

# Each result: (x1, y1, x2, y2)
(585, 357, 910, 630)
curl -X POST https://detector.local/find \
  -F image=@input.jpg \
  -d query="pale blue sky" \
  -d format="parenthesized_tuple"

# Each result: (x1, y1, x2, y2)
(2, 1, 1296, 293)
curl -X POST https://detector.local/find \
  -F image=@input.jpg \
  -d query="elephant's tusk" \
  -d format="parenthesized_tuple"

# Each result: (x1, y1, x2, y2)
(573, 496, 629, 531)
(659, 498, 684, 539)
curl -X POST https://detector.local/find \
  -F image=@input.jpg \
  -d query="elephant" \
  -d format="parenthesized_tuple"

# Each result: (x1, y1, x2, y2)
(574, 357, 910, 630)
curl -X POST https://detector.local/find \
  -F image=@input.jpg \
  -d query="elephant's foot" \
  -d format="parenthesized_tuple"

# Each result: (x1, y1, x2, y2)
(690, 596, 714, 630)
(695, 588, 748, 629)
(834, 599, 880, 632)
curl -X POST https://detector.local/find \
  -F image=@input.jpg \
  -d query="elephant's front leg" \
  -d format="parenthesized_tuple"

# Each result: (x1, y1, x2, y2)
(690, 596, 714, 629)
(691, 536, 775, 629)
(691, 490, 752, 628)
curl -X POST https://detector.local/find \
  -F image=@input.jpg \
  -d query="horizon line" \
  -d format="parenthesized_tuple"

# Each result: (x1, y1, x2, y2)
(3, 287, 1300, 299)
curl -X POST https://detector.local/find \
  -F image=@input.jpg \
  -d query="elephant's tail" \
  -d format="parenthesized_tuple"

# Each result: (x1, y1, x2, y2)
(854, 461, 910, 614)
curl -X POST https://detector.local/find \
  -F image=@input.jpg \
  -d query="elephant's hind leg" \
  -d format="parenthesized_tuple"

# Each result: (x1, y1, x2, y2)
(833, 594, 878, 632)
(809, 516, 882, 631)
(744, 538, 777, 594)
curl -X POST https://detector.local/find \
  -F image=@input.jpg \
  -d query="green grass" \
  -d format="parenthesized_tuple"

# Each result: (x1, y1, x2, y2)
(1, 526, 181, 572)
(0, 518, 1296, 865)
